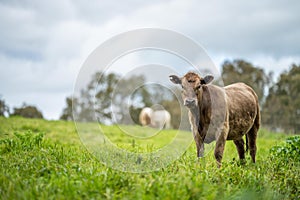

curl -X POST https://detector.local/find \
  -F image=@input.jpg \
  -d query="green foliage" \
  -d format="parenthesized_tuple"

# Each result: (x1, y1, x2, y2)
(267, 136, 300, 199)
(270, 135, 300, 162)
(11, 104, 43, 119)
(0, 117, 299, 199)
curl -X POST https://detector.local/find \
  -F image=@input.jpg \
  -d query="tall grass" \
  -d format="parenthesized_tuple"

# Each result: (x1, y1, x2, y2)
(0, 117, 299, 199)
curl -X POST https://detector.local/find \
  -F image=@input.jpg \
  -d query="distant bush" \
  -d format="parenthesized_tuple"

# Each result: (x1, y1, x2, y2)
(11, 104, 43, 119)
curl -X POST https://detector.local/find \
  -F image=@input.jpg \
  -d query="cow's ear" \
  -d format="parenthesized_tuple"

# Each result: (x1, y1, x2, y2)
(169, 75, 181, 84)
(201, 75, 214, 85)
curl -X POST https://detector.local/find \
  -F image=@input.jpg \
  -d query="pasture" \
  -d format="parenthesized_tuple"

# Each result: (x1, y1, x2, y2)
(0, 117, 299, 199)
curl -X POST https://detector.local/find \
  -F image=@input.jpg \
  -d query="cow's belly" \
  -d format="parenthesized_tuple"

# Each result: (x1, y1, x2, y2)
(227, 113, 256, 140)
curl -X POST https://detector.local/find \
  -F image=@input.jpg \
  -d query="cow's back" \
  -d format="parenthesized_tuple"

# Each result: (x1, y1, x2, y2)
(152, 110, 171, 128)
(225, 83, 259, 140)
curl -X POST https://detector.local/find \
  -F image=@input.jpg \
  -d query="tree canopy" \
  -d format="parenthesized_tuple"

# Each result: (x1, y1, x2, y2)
(263, 64, 300, 133)
(66, 72, 156, 124)
(0, 96, 9, 117)
(11, 104, 43, 119)
(60, 97, 76, 121)
(221, 59, 272, 105)
(62, 71, 178, 127)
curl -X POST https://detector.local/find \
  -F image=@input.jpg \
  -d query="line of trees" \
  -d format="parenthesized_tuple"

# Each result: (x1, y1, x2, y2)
(60, 71, 184, 127)
(262, 64, 300, 133)
(221, 59, 273, 106)
(1, 59, 298, 133)
(60, 59, 299, 133)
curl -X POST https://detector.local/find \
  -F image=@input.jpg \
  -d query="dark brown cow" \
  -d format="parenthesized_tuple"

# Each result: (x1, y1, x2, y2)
(169, 72, 260, 167)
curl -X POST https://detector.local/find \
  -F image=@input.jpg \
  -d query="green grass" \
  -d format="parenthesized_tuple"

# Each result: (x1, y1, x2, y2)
(0, 117, 299, 199)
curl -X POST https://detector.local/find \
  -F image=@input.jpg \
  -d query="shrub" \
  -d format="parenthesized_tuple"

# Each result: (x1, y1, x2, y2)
(268, 135, 300, 199)
(270, 135, 300, 162)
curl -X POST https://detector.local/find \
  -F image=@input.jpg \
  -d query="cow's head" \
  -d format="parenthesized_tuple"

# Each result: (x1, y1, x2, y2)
(169, 72, 214, 108)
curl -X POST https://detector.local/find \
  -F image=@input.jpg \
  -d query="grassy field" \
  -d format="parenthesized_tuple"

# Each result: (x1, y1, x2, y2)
(0, 117, 299, 199)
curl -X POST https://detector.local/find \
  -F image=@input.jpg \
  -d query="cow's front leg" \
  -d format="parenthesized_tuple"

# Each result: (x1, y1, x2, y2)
(199, 142, 204, 157)
(194, 132, 204, 157)
(214, 127, 228, 167)
(214, 139, 225, 167)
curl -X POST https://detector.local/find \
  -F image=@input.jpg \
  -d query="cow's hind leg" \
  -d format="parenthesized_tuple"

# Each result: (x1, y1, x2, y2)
(247, 125, 258, 163)
(233, 139, 245, 163)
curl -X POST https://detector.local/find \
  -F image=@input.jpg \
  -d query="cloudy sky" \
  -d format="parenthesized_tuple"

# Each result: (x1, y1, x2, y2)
(0, 0, 300, 119)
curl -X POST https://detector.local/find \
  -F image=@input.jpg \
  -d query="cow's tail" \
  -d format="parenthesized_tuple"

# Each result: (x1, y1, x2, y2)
(246, 134, 249, 152)
(246, 102, 260, 153)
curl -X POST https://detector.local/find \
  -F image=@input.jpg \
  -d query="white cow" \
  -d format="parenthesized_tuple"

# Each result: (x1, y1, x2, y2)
(139, 107, 171, 129)
(151, 110, 171, 129)
(139, 107, 153, 126)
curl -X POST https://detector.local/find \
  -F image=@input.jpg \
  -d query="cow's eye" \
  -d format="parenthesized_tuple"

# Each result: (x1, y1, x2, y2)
(194, 85, 201, 91)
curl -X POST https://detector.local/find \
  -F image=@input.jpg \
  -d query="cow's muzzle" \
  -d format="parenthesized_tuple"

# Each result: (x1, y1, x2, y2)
(184, 99, 196, 107)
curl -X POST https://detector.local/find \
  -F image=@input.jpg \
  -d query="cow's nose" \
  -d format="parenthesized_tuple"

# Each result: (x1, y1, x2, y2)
(185, 99, 196, 106)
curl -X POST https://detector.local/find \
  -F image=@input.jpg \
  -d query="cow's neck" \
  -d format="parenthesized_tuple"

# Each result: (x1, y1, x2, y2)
(189, 105, 200, 119)
(189, 86, 206, 132)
